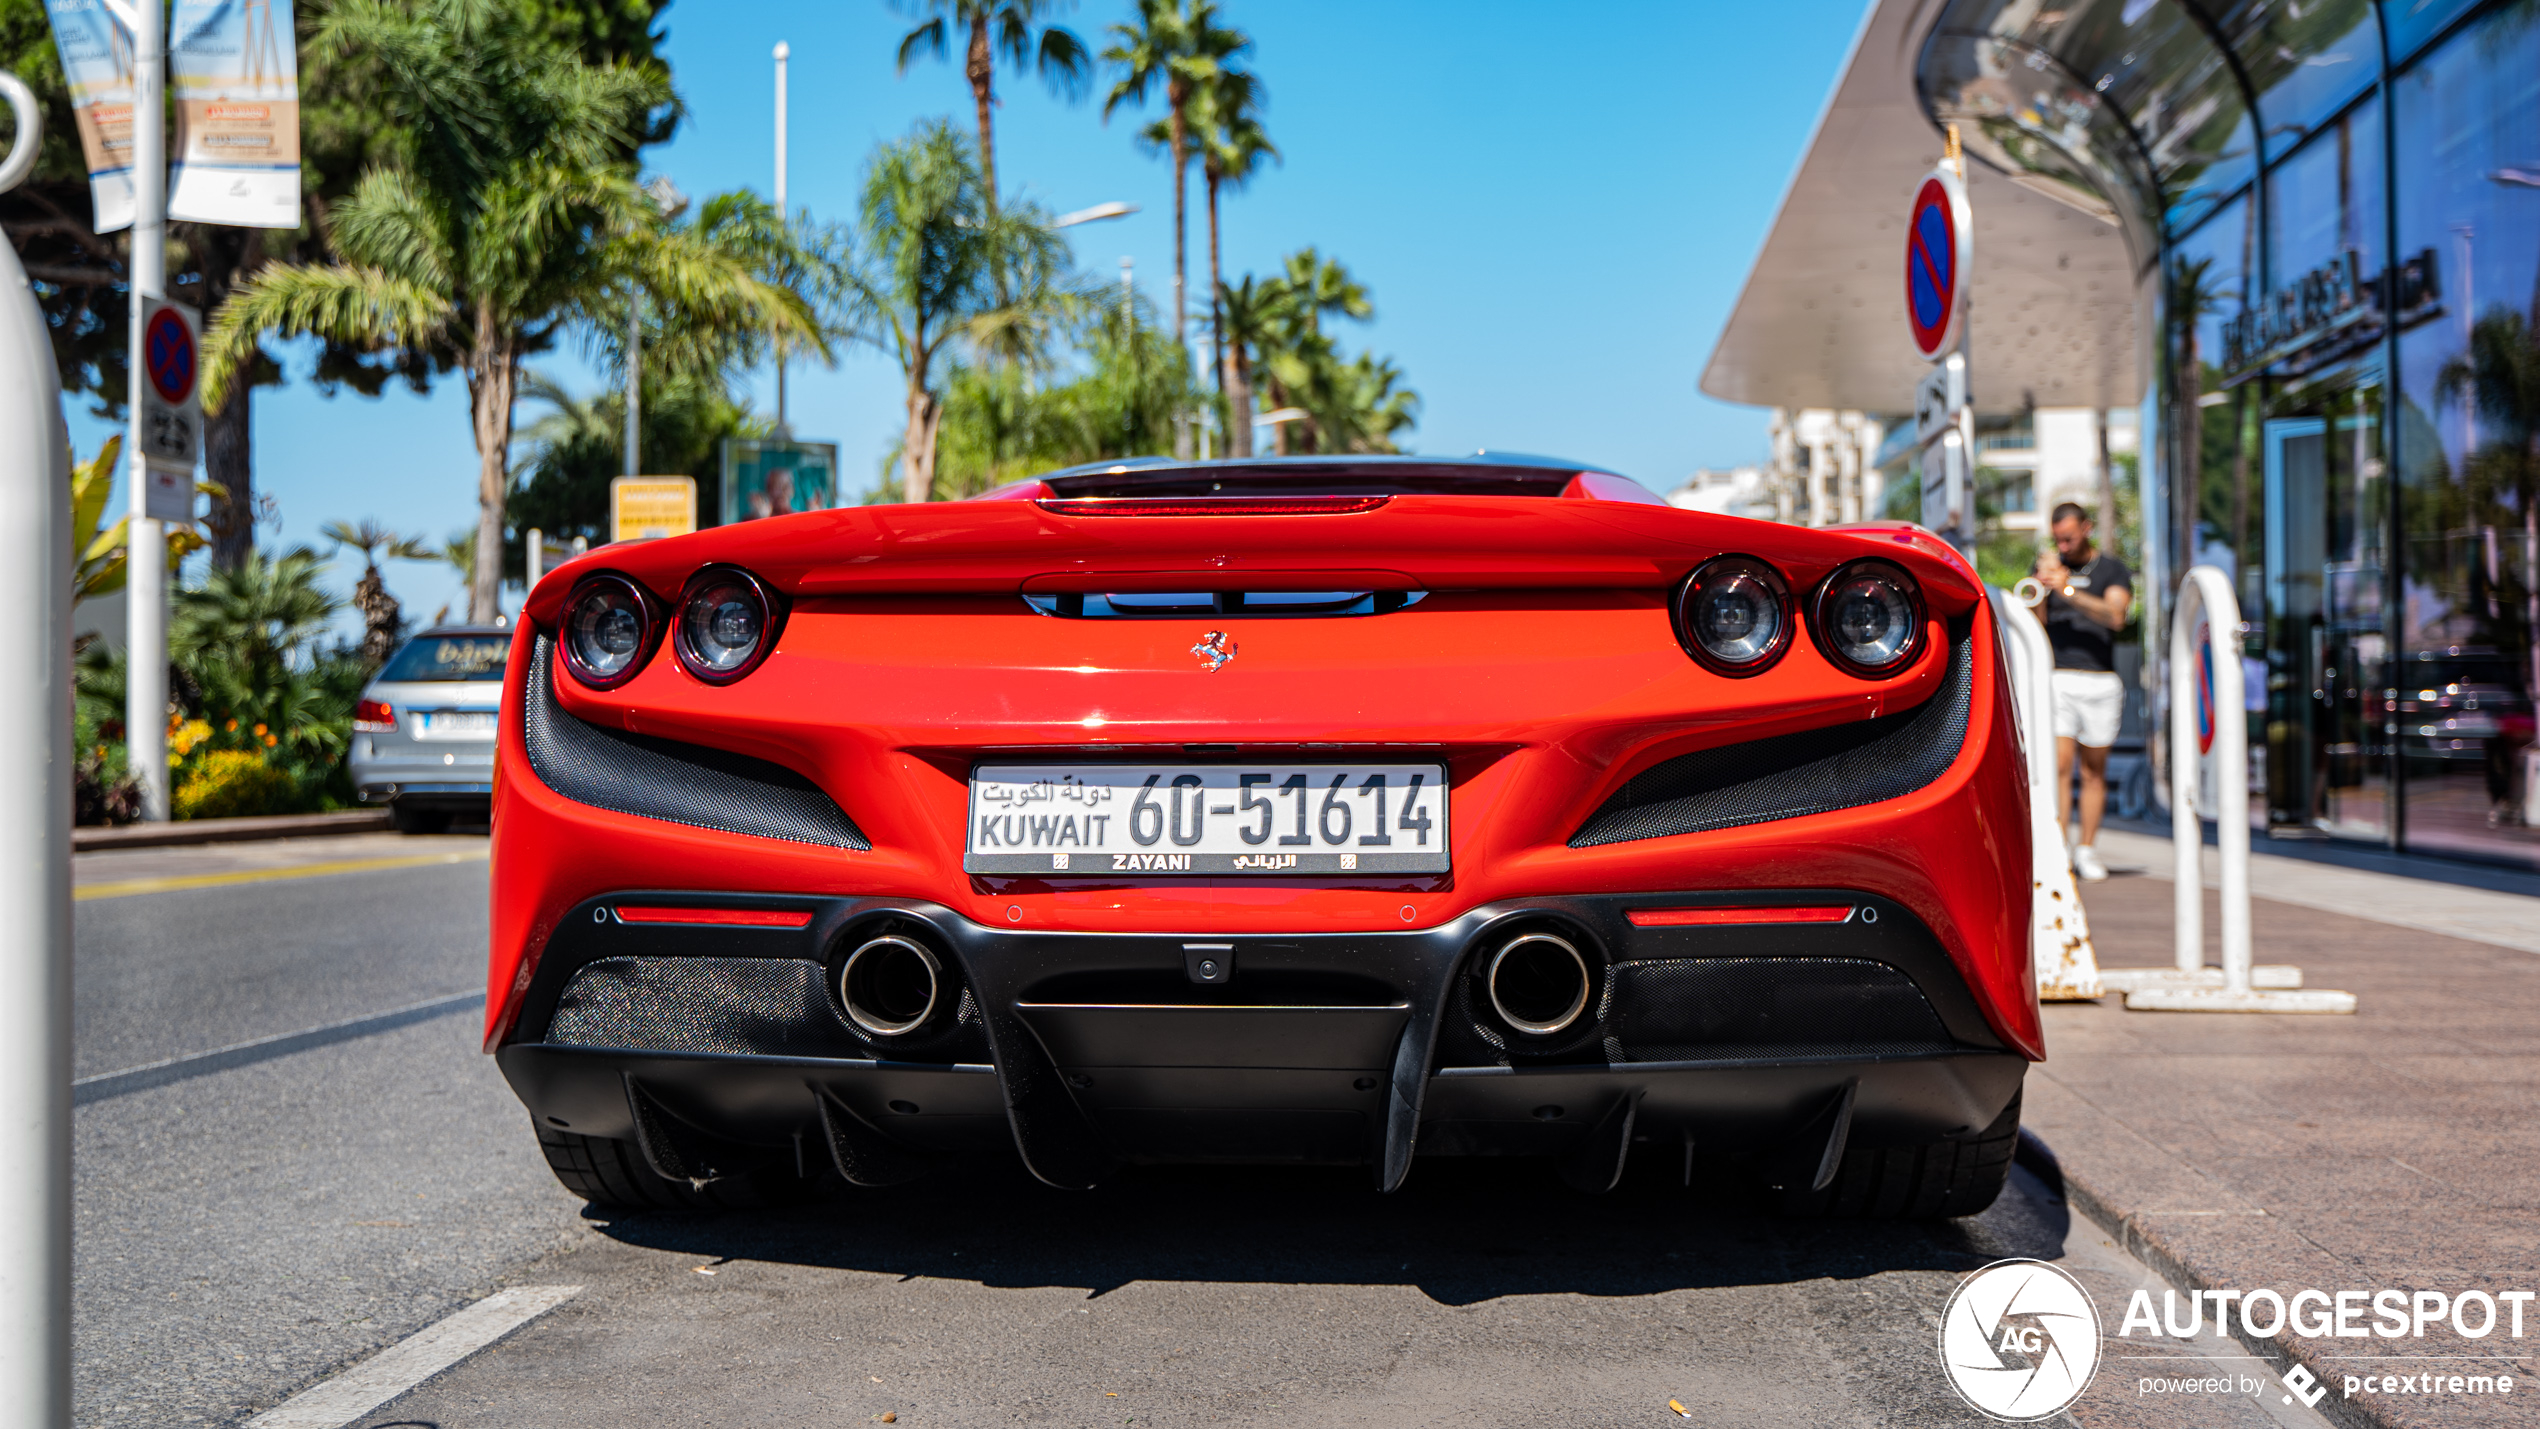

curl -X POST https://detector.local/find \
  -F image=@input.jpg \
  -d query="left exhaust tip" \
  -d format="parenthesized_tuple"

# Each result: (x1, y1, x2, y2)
(839, 934, 944, 1037)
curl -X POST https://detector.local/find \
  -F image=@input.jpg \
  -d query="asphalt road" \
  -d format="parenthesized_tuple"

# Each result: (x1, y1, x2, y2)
(74, 835, 2329, 1429)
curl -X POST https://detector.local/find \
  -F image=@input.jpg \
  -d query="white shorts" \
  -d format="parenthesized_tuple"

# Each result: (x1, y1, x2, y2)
(2051, 669, 2125, 749)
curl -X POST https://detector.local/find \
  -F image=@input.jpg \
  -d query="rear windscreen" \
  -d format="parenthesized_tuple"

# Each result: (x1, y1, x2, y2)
(378, 635, 510, 682)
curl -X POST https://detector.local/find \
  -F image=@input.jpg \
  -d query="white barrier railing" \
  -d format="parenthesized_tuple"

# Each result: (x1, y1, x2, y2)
(1987, 586, 2101, 999)
(2098, 565, 2354, 1013)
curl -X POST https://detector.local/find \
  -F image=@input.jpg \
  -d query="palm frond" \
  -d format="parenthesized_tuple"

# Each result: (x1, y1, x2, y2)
(204, 265, 455, 409)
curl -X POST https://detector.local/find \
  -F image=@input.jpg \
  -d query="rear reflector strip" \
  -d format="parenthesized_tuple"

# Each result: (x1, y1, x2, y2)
(612, 906, 814, 929)
(1626, 906, 1854, 927)
(1037, 496, 1389, 517)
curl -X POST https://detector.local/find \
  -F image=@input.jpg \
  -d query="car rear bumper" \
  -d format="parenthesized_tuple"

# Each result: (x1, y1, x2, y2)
(496, 889, 2026, 1190)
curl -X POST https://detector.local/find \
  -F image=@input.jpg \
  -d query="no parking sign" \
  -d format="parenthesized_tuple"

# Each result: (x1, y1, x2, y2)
(137, 296, 201, 519)
(1905, 168, 1971, 360)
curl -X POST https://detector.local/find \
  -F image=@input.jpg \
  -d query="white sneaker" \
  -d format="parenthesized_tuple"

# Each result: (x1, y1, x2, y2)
(2071, 844, 2108, 882)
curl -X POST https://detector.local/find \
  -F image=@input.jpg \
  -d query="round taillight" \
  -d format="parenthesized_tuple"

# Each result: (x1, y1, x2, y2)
(1812, 560, 1924, 677)
(560, 574, 656, 689)
(1674, 556, 1791, 676)
(674, 566, 781, 684)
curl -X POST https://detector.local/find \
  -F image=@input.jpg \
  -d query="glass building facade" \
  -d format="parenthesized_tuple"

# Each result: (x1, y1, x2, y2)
(1922, 0, 2540, 870)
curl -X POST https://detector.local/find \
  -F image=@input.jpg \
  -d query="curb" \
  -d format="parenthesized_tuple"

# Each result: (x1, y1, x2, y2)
(73, 810, 393, 852)
(2017, 1131, 2390, 1429)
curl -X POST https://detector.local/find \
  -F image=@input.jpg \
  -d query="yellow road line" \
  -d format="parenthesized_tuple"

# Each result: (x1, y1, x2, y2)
(75, 849, 488, 901)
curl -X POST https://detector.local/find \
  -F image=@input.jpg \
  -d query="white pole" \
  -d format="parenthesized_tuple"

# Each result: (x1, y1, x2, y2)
(124, 0, 169, 821)
(772, 41, 788, 436)
(0, 67, 76, 1429)
(525, 527, 544, 592)
(624, 306, 639, 480)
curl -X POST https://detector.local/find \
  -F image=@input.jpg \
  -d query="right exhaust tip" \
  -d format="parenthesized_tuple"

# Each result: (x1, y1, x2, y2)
(840, 934, 944, 1037)
(1486, 931, 1593, 1037)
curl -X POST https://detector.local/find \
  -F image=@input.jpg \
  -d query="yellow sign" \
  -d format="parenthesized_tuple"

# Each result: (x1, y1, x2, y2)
(610, 477, 697, 542)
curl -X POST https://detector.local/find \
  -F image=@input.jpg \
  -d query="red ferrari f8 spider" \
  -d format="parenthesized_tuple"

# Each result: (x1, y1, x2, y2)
(490, 455, 2035, 1215)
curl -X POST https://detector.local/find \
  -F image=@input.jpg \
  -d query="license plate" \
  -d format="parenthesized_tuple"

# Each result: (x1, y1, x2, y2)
(966, 763, 1449, 875)
(416, 710, 496, 738)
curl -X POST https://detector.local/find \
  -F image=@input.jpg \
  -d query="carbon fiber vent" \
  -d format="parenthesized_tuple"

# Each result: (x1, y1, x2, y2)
(1570, 618, 1973, 847)
(544, 955, 985, 1061)
(1609, 957, 1955, 1062)
(548, 956, 855, 1057)
(522, 637, 871, 850)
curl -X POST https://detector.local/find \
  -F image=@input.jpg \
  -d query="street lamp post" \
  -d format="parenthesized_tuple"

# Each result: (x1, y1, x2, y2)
(627, 178, 688, 483)
(772, 40, 789, 436)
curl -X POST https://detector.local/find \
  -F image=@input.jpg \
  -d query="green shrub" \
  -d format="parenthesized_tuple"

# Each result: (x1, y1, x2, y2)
(174, 750, 302, 821)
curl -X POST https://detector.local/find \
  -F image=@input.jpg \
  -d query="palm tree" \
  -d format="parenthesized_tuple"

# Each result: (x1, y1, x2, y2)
(171, 549, 341, 684)
(1256, 247, 1371, 454)
(1215, 272, 1290, 457)
(840, 121, 1071, 503)
(320, 519, 435, 665)
(894, 0, 1093, 211)
(1102, 0, 1247, 347)
(1190, 69, 1276, 454)
(200, 0, 819, 623)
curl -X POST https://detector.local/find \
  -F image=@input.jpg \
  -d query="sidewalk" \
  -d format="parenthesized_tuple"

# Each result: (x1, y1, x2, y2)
(2093, 825, 2540, 957)
(2033, 862, 2540, 1429)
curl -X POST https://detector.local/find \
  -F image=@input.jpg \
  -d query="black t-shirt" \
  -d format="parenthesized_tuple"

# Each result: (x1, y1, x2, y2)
(2043, 550, 2132, 672)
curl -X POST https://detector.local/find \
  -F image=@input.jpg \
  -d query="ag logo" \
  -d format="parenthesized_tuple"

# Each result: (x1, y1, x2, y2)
(1938, 1258, 2101, 1421)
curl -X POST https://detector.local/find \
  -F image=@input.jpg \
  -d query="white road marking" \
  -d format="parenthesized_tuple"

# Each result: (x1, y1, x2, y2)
(246, 1285, 582, 1429)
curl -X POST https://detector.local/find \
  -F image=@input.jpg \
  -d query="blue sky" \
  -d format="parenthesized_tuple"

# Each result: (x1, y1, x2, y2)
(70, 0, 1871, 629)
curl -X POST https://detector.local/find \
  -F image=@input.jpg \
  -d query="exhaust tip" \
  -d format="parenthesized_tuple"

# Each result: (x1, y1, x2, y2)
(1486, 932, 1593, 1037)
(840, 934, 943, 1037)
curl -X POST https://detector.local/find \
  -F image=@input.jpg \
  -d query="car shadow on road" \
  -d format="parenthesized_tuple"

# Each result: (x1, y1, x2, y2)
(578, 1145, 2072, 1307)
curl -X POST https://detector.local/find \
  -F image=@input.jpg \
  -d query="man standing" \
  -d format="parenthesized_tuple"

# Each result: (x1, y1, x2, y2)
(2032, 502, 2133, 881)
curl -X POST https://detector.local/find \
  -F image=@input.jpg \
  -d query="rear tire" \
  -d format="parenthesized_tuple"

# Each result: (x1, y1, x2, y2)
(389, 801, 452, 835)
(535, 1124, 818, 1211)
(1776, 1091, 2020, 1220)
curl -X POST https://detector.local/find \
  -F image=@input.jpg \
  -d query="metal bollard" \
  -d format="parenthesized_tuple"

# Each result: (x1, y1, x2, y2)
(2105, 565, 2354, 1013)
(0, 67, 76, 1428)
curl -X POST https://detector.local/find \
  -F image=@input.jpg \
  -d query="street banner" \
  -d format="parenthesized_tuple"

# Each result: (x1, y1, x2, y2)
(609, 476, 697, 543)
(719, 439, 837, 524)
(40, 0, 137, 233)
(136, 295, 200, 510)
(168, 0, 301, 227)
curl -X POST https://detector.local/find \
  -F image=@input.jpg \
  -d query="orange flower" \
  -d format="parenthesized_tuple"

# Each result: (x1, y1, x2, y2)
(263, 733, 278, 747)
(224, 718, 238, 732)
(252, 723, 268, 737)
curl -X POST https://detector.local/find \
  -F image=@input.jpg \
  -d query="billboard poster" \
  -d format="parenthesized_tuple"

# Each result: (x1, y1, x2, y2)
(609, 476, 697, 543)
(719, 440, 837, 524)
(168, 0, 302, 227)
(40, 0, 137, 233)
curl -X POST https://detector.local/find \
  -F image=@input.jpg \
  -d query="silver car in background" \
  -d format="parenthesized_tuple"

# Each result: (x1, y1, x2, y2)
(349, 626, 511, 833)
